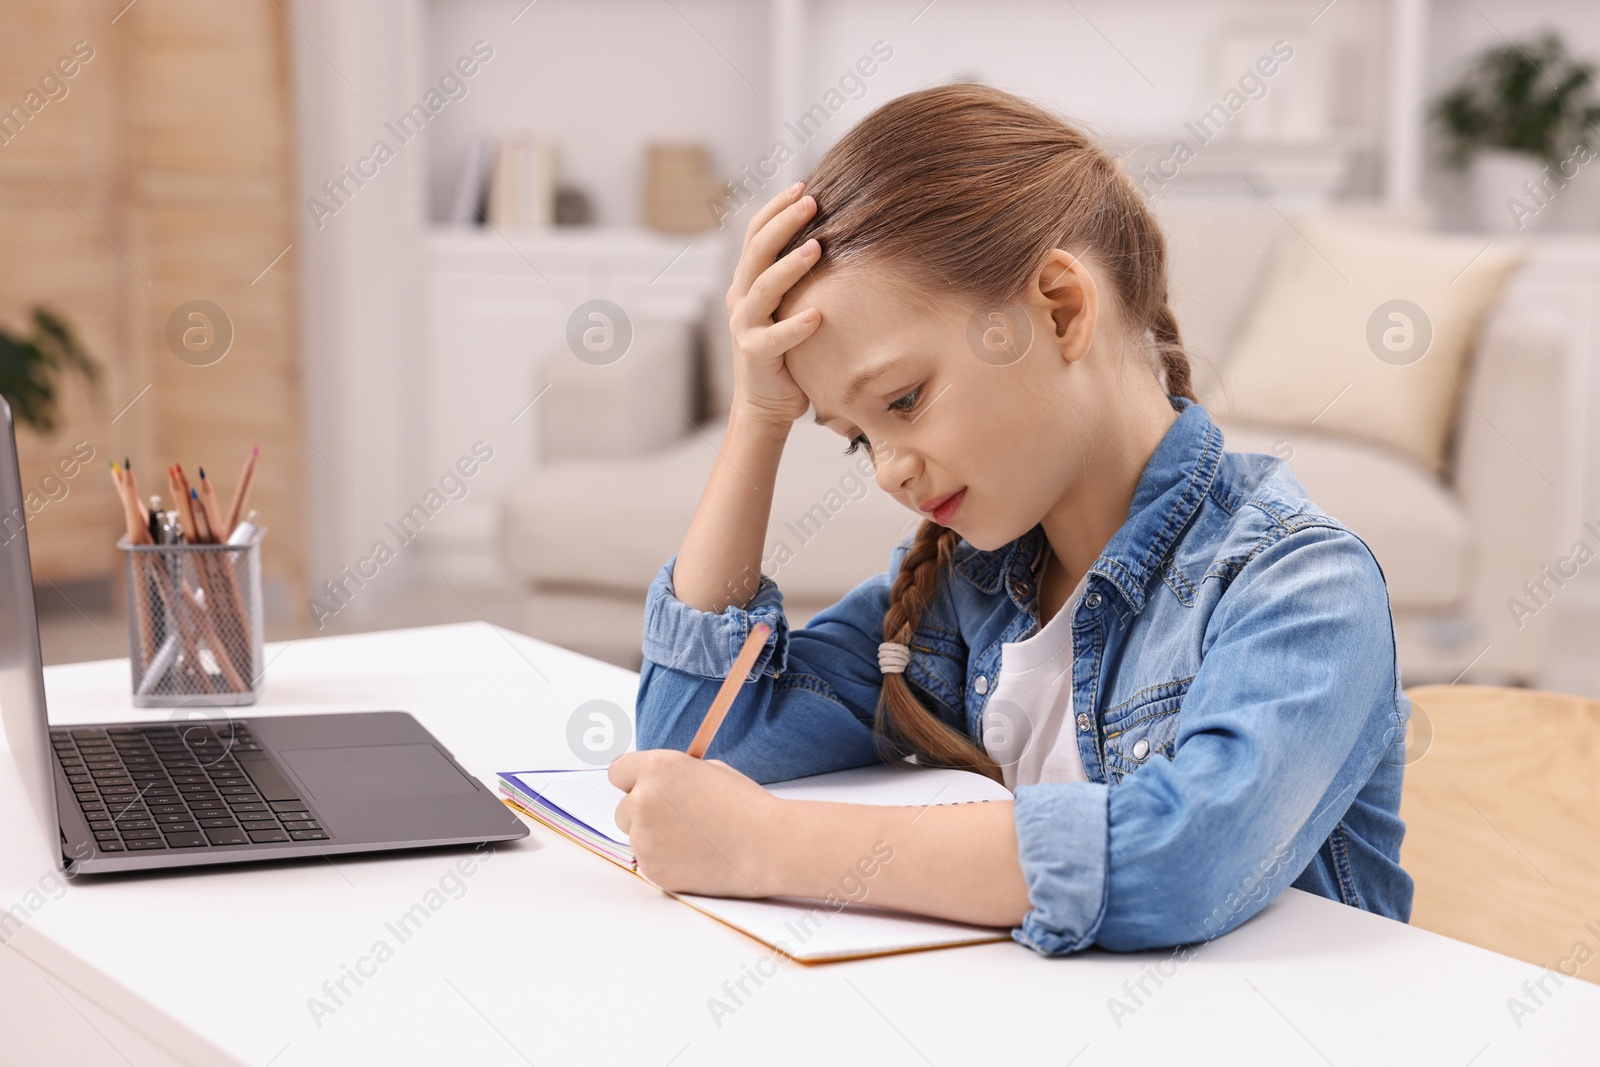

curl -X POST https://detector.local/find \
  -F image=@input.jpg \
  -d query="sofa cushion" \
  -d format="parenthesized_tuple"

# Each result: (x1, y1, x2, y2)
(536, 320, 698, 461)
(500, 414, 919, 602)
(1216, 420, 1471, 610)
(1147, 197, 1432, 403)
(1207, 213, 1527, 475)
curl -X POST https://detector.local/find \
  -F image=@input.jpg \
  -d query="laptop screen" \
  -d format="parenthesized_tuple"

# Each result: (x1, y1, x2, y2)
(0, 398, 63, 857)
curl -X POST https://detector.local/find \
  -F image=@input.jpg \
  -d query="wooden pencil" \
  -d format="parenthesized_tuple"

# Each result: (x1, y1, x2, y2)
(169, 466, 198, 544)
(188, 487, 212, 543)
(195, 471, 253, 682)
(110, 463, 159, 668)
(180, 583, 247, 692)
(686, 622, 771, 759)
(196, 467, 227, 544)
(223, 445, 258, 538)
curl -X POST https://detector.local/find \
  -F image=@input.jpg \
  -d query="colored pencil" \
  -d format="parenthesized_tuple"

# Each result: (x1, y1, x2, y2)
(196, 466, 227, 545)
(110, 462, 159, 667)
(193, 474, 252, 678)
(170, 465, 198, 544)
(189, 487, 212, 543)
(110, 463, 151, 546)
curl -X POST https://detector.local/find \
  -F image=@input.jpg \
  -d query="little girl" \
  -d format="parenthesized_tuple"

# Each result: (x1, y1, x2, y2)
(609, 83, 1413, 955)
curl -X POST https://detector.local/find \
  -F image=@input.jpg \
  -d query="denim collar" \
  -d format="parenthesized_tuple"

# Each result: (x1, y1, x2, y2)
(952, 396, 1224, 615)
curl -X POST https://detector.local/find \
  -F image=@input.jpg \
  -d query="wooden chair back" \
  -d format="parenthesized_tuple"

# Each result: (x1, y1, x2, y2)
(1399, 684, 1600, 982)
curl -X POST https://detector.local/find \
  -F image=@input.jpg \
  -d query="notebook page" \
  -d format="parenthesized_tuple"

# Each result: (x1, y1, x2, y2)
(685, 764, 1014, 958)
(504, 770, 626, 843)
(766, 762, 1014, 806)
(502, 763, 1016, 959)
(505, 762, 1012, 847)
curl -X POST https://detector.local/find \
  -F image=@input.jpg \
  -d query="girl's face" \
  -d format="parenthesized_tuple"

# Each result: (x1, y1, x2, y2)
(778, 261, 1106, 552)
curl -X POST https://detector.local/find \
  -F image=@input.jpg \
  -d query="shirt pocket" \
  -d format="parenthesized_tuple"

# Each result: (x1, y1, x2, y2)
(904, 622, 967, 728)
(1100, 677, 1190, 782)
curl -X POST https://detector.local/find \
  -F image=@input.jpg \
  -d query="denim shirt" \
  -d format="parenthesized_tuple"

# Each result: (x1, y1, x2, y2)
(634, 397, 1414, 955)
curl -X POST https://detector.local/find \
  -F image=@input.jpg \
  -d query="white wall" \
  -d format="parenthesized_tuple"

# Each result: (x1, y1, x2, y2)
(423, 0, 1403, 228)
(424, 0, 771, 227)
(290, 0, 432, 624)
(804, 0, 1388, 143)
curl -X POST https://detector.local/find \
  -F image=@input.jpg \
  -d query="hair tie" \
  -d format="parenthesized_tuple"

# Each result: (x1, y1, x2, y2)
(878, 641, 911, 674)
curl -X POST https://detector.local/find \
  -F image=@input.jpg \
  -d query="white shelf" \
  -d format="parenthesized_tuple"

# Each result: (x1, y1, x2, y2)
(426, 224, 729, 274)
(425, 224, 731, 320)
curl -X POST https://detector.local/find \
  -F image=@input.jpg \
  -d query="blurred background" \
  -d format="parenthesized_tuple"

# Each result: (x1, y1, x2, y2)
(8, 0, 1600, 697)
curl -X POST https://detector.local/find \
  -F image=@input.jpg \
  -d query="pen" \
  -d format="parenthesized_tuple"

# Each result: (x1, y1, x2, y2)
(226, 509, 260, 546)
(685, 622, 771, 759)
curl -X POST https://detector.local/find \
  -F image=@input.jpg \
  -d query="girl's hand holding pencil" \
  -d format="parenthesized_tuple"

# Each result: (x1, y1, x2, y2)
(608, 623, 780, 898)
(608, 748, 779, 898)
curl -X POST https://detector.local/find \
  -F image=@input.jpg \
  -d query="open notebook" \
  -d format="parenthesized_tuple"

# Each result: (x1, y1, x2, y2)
(498, 762, 1018, 962)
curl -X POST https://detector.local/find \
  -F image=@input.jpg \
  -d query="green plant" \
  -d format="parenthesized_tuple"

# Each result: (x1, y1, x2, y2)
(1432, 30, 1600, 170)
(0, 307, 99, 434)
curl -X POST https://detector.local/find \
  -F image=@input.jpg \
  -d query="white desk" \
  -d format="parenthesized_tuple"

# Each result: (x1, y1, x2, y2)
(3, 623, 1595, 1065)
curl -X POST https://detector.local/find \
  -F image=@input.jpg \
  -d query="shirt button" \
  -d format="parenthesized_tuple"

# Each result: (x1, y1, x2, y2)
(1075, 713, 1091, 733)
(974, 675, 988, 694)
(1132, 738, 1150, 760)
(1013, 580, 1031, 597)
(1085, 592, 1103, 609)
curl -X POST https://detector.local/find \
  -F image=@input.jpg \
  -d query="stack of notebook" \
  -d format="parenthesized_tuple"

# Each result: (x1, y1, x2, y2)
(498, 761, 1019, 962)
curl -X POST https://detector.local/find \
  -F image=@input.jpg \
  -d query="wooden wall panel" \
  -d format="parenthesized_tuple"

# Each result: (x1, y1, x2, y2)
(0, 0, 304, 613)
(138, 201, 301, 586)
(0, 9, 115, 174)
(125, 0, 287, 175)
(0, 191, 123, 581)
(0, 0, 126, 583)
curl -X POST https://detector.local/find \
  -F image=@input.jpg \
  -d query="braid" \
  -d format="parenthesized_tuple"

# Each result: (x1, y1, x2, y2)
(1152, 301, 1196, 402)
(876, 519, 1005, 783)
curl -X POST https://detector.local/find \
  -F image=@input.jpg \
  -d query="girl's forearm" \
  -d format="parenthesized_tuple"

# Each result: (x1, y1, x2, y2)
(761, 797, 1034, 928)
(671, 410, 791, 613)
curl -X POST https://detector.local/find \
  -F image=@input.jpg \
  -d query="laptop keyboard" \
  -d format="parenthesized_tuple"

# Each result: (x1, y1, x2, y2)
(51, 722, 330, 853)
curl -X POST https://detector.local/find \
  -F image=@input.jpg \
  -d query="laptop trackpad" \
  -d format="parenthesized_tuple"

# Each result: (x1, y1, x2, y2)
(279, 744, 479, 800)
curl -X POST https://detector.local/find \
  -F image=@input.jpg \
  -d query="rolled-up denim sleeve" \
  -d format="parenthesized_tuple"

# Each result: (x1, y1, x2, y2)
(635, 536, 918, 785)
(1009, 524, 1401, 955)
(640, 555, 792, 682)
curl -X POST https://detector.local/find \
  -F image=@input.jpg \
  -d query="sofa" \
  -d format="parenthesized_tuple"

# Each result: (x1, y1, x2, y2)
(498, 196, 1563, 688)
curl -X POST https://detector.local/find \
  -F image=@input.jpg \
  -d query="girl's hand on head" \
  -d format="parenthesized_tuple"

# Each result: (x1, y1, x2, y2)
(725, 183, 824, 429)
(609, 749, 781, 898)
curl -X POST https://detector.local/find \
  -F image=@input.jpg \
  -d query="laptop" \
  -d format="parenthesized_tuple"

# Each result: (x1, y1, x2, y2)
(0, 399, 528, 873)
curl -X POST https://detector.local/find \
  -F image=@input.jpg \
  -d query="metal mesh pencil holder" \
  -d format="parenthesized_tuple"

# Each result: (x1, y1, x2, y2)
(118, 527, 266, 707)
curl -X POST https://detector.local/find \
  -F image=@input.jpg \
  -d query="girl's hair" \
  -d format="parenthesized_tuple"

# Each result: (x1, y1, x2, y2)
(775, 82, 1196, 784)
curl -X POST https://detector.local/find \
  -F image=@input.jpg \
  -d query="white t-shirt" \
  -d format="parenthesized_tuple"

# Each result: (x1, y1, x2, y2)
(980, 574, 1090, 791)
